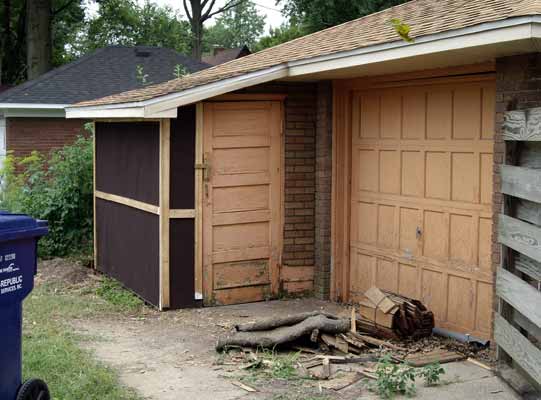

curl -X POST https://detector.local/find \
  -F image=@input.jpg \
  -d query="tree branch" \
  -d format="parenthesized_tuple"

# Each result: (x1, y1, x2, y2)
(52, 0, 76, 17)
(183, 0, 193, 22)
(203, 0, 244, 21)
(200, 0, 216, 21)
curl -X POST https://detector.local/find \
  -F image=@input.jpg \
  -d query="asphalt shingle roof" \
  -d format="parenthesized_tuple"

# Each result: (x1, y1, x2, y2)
(0, 46, 210, 105)
(73, 0, 541, 108)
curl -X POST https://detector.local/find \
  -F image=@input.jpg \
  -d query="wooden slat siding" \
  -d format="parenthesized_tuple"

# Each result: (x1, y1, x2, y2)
(503, 108, 541, 141)
(494, 314, 541, 385)
(516, 199, 541, 226)
(496, 268, 541, 328)
(498, 214, 541, 263)
(514, 310, 541, 344)
(515, 253, 541, 281)
(501, 165, 541, 203)
(95, 190, 160, 215)
(159, 119, 171, 310)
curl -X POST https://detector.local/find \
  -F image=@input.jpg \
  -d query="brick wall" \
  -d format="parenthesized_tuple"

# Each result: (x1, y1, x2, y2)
(314, 82, 333, 299)
(493, 53, 541, 279)
(6, 117, 87, 160)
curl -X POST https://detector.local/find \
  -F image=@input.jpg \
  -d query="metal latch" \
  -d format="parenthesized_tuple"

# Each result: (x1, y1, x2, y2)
(195, 153, 211, 181)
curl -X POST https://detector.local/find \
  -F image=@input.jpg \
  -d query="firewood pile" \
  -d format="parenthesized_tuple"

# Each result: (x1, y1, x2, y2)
(216, 287, 434, 354)
(358, 287, 435, 339)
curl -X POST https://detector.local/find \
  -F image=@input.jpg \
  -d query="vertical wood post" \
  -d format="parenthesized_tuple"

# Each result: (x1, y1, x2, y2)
(159, 119, 171, 310)
(92, 121, 97, 270)
(194, 103, 204, 301)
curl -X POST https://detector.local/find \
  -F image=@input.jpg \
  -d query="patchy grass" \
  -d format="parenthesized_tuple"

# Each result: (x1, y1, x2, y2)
(96, 277, 144, 311)
(22, 275, 143, 400)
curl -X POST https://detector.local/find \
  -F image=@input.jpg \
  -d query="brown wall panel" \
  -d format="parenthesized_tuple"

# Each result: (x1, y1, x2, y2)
(169, 219, 198, 308)
(96, 199, 159, 306)
(170, 106, 196, 209)
(96, 121, 159, 205)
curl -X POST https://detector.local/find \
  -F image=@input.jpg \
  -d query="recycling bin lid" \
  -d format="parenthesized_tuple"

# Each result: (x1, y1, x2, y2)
(0, 211, 48, 242)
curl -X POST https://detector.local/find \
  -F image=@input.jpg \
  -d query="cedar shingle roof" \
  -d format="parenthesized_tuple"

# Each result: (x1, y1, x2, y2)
(0, 46, 209, 105)
(75, 0, 541, 108)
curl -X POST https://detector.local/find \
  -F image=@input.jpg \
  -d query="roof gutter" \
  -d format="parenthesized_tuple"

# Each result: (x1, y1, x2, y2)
(0, 103, 69, 118)
(65, 16, 541, 119)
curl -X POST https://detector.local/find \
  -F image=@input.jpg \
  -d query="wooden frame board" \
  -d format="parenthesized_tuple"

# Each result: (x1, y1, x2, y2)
(195, 102, 204, 301)
(159, 118, 171, 310)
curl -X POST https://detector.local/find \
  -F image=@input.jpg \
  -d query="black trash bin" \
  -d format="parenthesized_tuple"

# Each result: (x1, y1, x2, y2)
(0, 212, 48, 400)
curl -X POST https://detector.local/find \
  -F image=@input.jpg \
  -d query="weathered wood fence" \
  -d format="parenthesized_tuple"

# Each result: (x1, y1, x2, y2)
(497, 107, 541, 389)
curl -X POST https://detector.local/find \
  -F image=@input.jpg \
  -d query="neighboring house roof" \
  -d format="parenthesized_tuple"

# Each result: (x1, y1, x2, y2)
(0, 46, 210, 106)
(71, 0, 541, 111)
(202, 46, 252, 66)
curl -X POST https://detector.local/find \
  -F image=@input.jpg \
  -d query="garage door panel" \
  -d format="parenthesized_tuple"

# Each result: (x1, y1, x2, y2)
(451, 152, 477, 203)
(480, 153, 493, 204)
(359, 94, 380, 139)
(423, 210, 448, 260)
(398, 263, 419, 299)
(349, 252, 376, 301)
(482, 86, 496, 139)
(376, 259, 399, 293)
(421, 269, 447, 322)
(427, 90, 453, 139)
(381, 92, 402, 139)
(403, 90, 426, 139)
(355, 149, 379, 192)
(399, 207, 421, 255)
(447, 275, 475, 330)
(379, 150, 401, 194)
(377, 205, 396, 249)
(349, 78, 494, 338)
(453, 86, 482, 139)
(402, 151, 424, 197)
(426, 152, 450, 200)
(449, 214, 475, 266)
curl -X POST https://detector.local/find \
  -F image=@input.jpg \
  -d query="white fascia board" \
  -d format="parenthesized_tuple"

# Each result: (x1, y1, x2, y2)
(0, 103, 68, 109)
(143, 64, 289, 115)
(65, 64, 289, 119)
(287, 17, 541, 76)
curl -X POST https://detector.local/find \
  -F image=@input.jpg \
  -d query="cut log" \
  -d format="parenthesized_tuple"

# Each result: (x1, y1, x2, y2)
(235, 311, 334, 332)
(217, 314, 350, 351)
(310, 329, 320, 343)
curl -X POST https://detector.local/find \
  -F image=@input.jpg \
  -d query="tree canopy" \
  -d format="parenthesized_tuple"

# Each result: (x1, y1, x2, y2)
(204, 1, 266, 50)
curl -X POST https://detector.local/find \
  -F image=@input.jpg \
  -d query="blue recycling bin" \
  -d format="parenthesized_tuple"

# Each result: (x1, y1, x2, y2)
(0, 212, 48, 400)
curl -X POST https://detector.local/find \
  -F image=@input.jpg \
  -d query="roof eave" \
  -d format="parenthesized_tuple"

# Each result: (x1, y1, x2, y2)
(65, 15, 541, 119)
(0, 103, 68, 118)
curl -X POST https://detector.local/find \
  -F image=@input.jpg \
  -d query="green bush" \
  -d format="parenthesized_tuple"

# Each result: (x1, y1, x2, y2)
(0, 134, 93, 257)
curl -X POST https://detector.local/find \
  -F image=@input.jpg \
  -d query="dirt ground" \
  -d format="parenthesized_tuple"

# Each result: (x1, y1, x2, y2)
(38, 259, 521, 400)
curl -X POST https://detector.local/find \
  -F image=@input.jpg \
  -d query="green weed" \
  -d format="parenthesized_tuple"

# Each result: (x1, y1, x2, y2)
(22, 284, 142, 400)
(96, 277, 144, 311)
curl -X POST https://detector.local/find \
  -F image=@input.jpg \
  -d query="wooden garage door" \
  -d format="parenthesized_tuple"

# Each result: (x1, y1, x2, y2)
(202, 101, 282, 305)
(349, 77, 495, 338)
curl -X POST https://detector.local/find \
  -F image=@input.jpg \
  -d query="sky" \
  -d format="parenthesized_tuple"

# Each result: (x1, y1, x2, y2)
(85, 0, 286, 34)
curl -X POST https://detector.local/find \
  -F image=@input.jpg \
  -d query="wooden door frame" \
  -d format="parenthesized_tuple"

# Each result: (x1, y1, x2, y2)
(197, 95, 285, 306)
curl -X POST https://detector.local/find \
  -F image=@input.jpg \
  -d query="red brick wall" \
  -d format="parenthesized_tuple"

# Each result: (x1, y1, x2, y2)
(6, 117, 88, 159)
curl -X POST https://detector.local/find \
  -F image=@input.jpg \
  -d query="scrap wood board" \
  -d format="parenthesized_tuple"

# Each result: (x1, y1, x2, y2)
(404, 349, 465, 367)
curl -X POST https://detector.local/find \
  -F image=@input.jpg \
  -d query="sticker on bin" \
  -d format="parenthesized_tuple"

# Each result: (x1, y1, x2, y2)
(0, 274, 23, 294)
